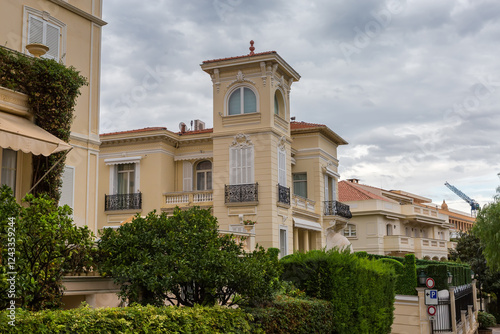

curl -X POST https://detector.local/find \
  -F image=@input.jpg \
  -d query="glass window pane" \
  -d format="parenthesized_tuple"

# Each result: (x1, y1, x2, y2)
(243, 88, 256, 114)
(197, 172, 205, 191)
(196, 160, 212, 170)
(207, 172, 212, 190)
(293, 173, 307, 181)
(1, 149, 17, 192)
(294, 182, 307, 198)
(274, 94, 279, 115)
(228, 89, 241, 115)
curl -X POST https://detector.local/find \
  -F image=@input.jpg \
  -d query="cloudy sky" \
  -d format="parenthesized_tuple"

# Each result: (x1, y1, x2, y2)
(99, 0, 500, 214)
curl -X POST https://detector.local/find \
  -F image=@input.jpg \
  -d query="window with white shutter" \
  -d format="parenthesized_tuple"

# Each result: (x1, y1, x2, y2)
(60, 166, 75, 209)
(27, 14, 61, 60)
(324, 175, 329, 202)
(230, 146, 254, 185)
(183, 161, 193, 191)
(279, 227, 288, 258)
(278, 147, 286, 186)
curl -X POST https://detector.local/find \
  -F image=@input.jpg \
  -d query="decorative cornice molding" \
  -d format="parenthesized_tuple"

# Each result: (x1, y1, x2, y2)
(227, 70, 256, 90)
(231, 133, 253, 148)
(48, 0, 107, 26)
(0, 87, 30, 118)
(211, 68, 220, 93)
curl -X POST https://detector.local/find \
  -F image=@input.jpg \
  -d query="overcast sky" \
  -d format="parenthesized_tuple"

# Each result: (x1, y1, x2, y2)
(99, 0, 500, 214)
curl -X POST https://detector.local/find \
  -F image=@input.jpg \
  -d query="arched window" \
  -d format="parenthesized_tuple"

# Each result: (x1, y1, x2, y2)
(386, 224, 393, 236)
(274, 90, 285, 117)
(196, 160, 212, 190)
(228, 87, 257, 115)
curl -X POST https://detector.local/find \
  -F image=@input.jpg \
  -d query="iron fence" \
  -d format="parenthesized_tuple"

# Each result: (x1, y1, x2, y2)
(277, 184, 290, 205)
(105, 192, 142, 211)
(454, 284, 473, 325)
(323, 200, 352, 219)
(224, 183, 258, 203)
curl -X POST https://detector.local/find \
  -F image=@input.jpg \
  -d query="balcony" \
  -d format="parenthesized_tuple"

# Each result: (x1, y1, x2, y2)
(291, 195, 316, 212)
(384, 235, 415, 254)
(164, 190, 213, 205)
(219, 229, 255, 252)
(105, 192, 142, 211)
(324, 200, 352, 219)
(277, 184, 290, 205)
(414, 237, 449, 259)
(225, 183, 258, 203)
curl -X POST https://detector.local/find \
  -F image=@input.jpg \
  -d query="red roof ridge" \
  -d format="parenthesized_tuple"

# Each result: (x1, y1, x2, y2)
(202, 51, 277, 64)
(339, 180, 391, 202)
(101, 127, 167, 137)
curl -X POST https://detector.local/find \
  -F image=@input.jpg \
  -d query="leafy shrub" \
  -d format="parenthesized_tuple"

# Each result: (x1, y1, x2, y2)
(98, 206, 281, 307)
(478, 311, 497, 329)
(246, 295, 334, 334)
(0, 186, 94, 311)
(281, 249, 395, 334)
(0, 304, 253, 333)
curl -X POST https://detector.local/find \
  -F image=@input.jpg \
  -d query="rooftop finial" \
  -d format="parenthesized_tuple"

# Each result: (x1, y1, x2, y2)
(249, 40, 255, 55)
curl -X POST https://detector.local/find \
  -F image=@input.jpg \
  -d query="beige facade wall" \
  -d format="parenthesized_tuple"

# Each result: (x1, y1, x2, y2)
(1, 0, 105, 231)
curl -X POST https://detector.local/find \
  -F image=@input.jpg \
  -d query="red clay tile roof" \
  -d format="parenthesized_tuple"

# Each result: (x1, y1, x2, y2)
(339, 180, 391, 202)
(202, 51, 277, 64)
(177, 128, 213, 135)
(290, 121, 326, 130)
(101, 127, 167, 137)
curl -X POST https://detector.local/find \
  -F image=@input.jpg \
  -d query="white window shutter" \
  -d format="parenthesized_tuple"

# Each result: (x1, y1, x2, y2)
(331, 178, 336, 201)
(247, 146, 254, 183)
(45, 22, 60, 60)
(28, 15, 44, 45)
(60, 166, 74, 209)
(182, 161, 193, 191)
(278, 148, 286, 186)
(324, 175, 329, 202)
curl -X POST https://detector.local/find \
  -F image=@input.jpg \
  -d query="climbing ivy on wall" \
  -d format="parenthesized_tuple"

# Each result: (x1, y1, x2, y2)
(0, 46, 87, 200)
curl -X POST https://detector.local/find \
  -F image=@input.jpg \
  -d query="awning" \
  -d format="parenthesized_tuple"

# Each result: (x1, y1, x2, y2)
(0, 112, 72, 156)
(104, 156, 142, 165)
(293, 217, 323, 231)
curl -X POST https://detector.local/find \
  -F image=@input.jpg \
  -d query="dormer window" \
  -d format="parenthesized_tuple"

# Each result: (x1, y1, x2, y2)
(228, 87, 257, 115)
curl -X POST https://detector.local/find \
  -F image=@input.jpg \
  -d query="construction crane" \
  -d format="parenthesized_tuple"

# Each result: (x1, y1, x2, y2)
(444, 182, 481, 217)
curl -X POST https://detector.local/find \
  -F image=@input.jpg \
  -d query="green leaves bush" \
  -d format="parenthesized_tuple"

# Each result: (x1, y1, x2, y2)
(246, 295, 335, 334)
(98, 206, 281, 307)
(0, 46, 86, 200)
(0, 186, 94, 311)
(0, 304, 253, 333)
(281, 249, 396, 334)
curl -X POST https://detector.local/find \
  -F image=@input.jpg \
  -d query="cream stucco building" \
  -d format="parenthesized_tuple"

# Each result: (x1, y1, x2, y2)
(339, 179, 455, 260)
(98, 46, 353, 256)
(0, 0, 105, 231)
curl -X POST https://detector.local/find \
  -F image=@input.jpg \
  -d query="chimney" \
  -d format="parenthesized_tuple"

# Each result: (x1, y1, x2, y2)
(347, 178, 360, 184)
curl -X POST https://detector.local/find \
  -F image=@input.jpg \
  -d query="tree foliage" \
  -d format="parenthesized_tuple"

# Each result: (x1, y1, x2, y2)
(97, 206, 281, 307)
(0, 186, 95, 310)
(474, 190, 500, 271)
(0, 46, 87, 200)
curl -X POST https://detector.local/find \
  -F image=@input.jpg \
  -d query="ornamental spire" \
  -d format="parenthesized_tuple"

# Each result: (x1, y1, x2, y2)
(249, 40, 255, 55)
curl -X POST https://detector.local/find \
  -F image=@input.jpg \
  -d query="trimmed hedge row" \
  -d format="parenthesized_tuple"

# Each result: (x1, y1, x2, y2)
(0, 304, 253, 333)
(281, 249, 395, 334)
(246, 295, 335, 333)
(357, 252, 417, 295)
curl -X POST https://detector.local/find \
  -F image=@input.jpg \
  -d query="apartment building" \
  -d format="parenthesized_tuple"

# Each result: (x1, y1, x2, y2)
(339, 179, 454, 260)
(99, 45, 353, 255)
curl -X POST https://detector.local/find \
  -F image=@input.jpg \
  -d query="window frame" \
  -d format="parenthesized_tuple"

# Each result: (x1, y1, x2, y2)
(23, 7, 66, 63)
(195, 160, 212, 191)
(292, 172, 307, 198)
(1, 149, 18, 194)
(226, 86, 259, 116)
(279, 225, 288, 258)
(344, 223, 357, 238)
(278, 146, 286, 187)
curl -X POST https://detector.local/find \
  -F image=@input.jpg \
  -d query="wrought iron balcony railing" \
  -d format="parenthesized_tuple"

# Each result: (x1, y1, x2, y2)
(277, 184, 290, 205)
(105, 192, 142, 211)
(225, 183, 258, 203)
(324, 200, 352, 219)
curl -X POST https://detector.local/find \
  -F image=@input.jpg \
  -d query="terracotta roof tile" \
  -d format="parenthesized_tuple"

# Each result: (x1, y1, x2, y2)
(177, 128, 213, 135)
(202, 51, 277, 64)
(290, 121, 326, 130)
(338, 180, 392, 202)
(101, 127, 167, 137)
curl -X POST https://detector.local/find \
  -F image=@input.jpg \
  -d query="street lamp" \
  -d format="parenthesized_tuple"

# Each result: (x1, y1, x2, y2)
(418, 270, 426, 285)
(447, 271, 453, 285)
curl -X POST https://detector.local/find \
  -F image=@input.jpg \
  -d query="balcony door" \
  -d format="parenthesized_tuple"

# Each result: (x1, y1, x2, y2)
(117, 163, 135, 194)
(196, 160, 212, 191)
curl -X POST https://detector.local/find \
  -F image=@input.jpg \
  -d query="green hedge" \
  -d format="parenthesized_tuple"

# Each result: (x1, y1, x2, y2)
(0, 304, 253, 333)
(281, 249, 395, 334)
(246, 295, 334, 333)
(417, 263, 471, 290)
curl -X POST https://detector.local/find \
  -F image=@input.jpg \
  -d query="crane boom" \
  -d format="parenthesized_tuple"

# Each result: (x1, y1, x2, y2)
(444, 182, 480, 216)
